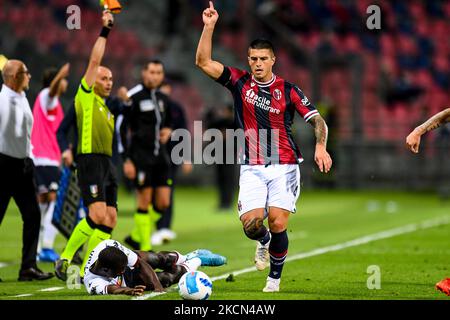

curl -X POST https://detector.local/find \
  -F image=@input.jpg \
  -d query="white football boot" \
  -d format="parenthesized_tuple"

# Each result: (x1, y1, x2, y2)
(263, 276, 280, 292)
(254, 241, 270, 271)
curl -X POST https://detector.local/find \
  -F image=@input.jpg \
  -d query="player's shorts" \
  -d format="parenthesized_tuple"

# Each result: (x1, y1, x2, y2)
(35, 165, 60, 194)
(237, 164, 300, 217)
(76, 154, 118, 208)
(133, 161, 172, 190)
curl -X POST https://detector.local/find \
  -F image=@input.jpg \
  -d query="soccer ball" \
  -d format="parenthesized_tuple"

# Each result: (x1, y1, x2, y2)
(178, 271, 213, 300)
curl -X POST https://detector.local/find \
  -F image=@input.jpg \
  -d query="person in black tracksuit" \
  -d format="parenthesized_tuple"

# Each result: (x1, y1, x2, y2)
(151, 81, 192, 245)
(205, 104, 238, 211)
(120, 60, 173, 252)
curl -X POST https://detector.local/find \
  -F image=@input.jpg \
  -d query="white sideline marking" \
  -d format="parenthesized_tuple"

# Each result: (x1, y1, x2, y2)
(0, 262, 8, 268)
(38, 287, 64, 292)
(135, 215, 450, 300)
(11, 294, 33, 298)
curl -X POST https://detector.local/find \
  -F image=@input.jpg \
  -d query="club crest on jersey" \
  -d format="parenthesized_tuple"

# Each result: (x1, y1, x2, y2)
(90, 185, 98, 198)
(238, 200, 242, 212)
(159, 100, 165, 112)
(273, 89, 282, 101)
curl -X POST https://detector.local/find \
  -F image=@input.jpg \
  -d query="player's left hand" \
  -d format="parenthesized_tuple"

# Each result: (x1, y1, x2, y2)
(160, 128, 172, 144)
(130, 285, 146, 296)
(202, 1, 219, 26)
(314, 144, 332, 173)
(102, 10, 114, 28)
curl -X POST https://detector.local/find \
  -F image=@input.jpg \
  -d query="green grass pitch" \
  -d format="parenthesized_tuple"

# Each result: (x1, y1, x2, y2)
(0, 187, 449, 300)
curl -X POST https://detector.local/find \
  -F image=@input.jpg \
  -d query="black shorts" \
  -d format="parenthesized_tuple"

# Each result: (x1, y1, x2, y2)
(35, 166, 60, 194)
(134, 162, 172, 190)
(76, 154, 118, 208)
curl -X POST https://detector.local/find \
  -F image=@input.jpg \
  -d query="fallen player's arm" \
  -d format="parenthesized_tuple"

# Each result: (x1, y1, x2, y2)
(106, 284, 145, 296)
(135, 255, 165, 292)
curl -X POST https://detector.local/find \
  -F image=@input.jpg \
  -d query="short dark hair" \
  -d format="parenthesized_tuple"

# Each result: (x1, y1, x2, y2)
(42, 67, 58, 88)
(98, 246, 128, 273)
(249, 39, 275, 54)
(143, 59, 164, 70)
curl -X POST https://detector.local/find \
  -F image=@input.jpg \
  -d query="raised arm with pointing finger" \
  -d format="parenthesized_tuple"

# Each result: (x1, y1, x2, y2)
(406, 108, 450, 153)
(195, 1, 224, 79)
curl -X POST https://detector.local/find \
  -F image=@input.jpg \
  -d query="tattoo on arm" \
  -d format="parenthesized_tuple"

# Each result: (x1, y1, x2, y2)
(309, 116, 328, 146)
(416, 108, 450, 135)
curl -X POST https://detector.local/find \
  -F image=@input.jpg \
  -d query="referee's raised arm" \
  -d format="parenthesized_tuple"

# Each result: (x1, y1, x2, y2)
(84, 10, 114, 87)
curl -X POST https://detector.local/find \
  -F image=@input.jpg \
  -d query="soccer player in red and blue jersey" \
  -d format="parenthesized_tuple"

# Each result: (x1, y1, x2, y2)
(196, 2, 332, 292)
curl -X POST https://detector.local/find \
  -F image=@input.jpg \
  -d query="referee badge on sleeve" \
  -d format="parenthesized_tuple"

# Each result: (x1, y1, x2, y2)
(90, 184, 99, 198)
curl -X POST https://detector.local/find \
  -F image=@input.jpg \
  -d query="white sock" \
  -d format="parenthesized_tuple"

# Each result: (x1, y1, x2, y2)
(42, 201, 58, 249)
(173, 251, 186, 265)
(180, 257, 201, 273)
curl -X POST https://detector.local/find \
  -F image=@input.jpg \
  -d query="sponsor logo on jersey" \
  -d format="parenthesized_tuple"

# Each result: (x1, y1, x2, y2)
(139, 99, 156, 112)
(90, 184, 98, 198)
(245, 89, 280, 114)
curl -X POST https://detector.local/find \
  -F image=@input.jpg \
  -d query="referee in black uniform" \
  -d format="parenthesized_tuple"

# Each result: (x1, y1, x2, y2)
(120, 60, 173, 251)
(0, 59, 53, 281)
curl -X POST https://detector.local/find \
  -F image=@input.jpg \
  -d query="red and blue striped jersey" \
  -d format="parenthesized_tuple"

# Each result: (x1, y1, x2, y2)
(216, 66, 319, 165)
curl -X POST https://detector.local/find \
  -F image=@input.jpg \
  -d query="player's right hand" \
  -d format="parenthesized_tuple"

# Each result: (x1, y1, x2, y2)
(62, 149, 73, 167)
(59, 63, 70, 78)
(102, 10, 114, 28)
(202, 1, 219, 26)
(406, 131, 421, 153)
(123, 159, 136, 180)
(128, 285, 146, 296)
(117, 86, 129, 102)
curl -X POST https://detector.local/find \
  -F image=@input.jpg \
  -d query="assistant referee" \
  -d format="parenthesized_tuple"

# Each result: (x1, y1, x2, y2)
(55, 10, 119, 280)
